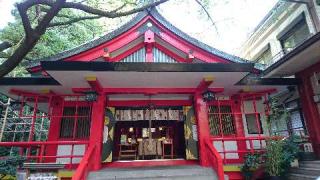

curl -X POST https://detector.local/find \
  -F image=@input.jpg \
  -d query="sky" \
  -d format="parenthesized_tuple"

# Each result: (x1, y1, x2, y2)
(0, 0, 278, 56)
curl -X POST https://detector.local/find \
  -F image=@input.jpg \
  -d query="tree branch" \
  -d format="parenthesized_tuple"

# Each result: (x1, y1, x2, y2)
(0, 42, 12, 52)
(24, 0, 168, 18)
(109, 3, 128, 14)
(64, 0, 169, 18)
(194, 0, 219, 36)
(0, 0, 169, 77)
(0, 0, 66, 77)
(48, 15, 101, 27)
(17, 3, 33, 38)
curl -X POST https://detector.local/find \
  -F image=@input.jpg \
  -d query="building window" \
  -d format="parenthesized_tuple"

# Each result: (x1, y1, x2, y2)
(255, 46, 272, 65)
(245, 114, 263, 134)
(279, 14, 311, 53)
(208, 105, 236, 136)
(60, 106, 91, 139)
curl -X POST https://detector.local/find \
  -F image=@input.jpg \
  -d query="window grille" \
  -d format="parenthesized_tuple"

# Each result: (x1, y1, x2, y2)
(208, 105, 235, 136)
(59, 106, 91, 139)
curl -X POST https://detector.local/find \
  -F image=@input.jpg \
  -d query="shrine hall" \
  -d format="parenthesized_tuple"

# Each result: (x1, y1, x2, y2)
(0, 8, 299, 180)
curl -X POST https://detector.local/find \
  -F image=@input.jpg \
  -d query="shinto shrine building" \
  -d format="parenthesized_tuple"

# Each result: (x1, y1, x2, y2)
(0, 8, 300, 180)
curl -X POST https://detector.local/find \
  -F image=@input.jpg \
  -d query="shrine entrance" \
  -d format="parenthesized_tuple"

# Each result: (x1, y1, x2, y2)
(101, 104, 198, 163)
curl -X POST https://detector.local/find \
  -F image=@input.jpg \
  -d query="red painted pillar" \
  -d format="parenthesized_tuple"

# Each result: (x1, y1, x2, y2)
(89, 94, 106, 170)
(46, 97, 64, 162)
(194, 93, 210, 166)
(231, 98, 246, 161)
(297, 74, 320, 156)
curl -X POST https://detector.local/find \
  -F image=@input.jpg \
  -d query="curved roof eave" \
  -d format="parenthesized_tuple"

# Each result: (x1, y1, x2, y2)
(27, 8, 248, 68)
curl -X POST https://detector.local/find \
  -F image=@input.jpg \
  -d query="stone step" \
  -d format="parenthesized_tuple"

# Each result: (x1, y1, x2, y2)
(300, 162, 320, 169)
(92, 175, 214, 180)
(88, 165, 218, 180)
(300, 160, 320, 165)
(290, 167, 320, 176)
(288, 173, 319, 180)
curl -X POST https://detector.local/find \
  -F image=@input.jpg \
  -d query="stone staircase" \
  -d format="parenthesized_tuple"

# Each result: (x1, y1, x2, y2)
(88, 165, 219, 180)
(289, 160, 320, 180)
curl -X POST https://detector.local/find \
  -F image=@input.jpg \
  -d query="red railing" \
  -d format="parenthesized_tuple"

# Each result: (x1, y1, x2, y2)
(210, 136, 282, 164)
(205, 139, 224, 180)
(0, 141, 89, 168)
(72, 145, 96, 180)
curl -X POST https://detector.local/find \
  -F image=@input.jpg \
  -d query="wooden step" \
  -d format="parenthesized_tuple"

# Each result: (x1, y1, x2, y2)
(119, 154, 136, 157)
(120, 150, 136, 153)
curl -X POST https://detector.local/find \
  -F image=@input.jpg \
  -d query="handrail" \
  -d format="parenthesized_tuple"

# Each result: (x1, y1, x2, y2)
(210, 136, 282, 141)
(0, 141, 89, 146)
(72, 145, 96, 180)
(205, 139, 224, 180)
(210, 136, 284, 164)
(0, 141, 89, 167)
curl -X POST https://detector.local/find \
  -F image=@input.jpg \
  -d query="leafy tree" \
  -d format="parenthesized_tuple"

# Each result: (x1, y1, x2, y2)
(0, 0, 168, 77)
(1, 7, 105, 76)
(0, 1, 169, 178)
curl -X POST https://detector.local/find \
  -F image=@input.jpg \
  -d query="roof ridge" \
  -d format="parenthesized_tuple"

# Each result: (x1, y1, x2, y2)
(27, 10, 149, 67)
(149, 9, 248, 63)
(28, 6, 249, 68)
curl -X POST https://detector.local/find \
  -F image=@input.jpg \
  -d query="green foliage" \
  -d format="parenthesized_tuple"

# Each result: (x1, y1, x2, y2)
(0, 155, 25, 177)
(265, 138, 299, 177)
(265, 140, 285, 176)
(0, 6, 105, 77)
(241, 153, 264, 180)
(1, 8, 104, 59)
(281, 137, 299, 172)
(266, 97, 289, 135)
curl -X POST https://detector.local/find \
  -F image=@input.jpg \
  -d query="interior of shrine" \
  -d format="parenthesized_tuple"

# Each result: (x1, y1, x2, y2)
(112, 106, 186, 161)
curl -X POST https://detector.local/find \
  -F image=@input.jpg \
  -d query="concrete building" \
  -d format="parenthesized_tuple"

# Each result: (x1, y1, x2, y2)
(240, 0, 320, 160)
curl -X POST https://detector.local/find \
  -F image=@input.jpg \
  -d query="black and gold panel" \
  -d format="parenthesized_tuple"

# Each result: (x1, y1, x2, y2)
(183, 106, 198, 160)
(101, 107, 116, 162)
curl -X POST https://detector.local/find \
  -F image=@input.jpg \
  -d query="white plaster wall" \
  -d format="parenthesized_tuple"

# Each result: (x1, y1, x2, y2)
(211, 99, 270, 159)
(241, 100, 269, 150)
(240, 3, 316, 63)
(56, 145, 85, 164)
(213, 141, 239, 159)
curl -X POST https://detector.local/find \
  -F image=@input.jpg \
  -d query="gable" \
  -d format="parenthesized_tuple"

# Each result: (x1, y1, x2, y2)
(119, 47, 177, 63)
(27, 9, 248, 74)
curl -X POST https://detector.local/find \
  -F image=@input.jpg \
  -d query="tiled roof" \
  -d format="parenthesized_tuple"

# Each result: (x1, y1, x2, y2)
(28, 8, 248, 67)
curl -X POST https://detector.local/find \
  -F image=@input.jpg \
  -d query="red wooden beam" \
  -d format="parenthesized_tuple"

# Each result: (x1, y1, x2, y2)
(197, 76, 214, 92)
(65, 16, 150, 61)
(72, 87, 224, 94)
(144, 30, 155, 62)
(154, 43, 189, 63)
(159, 31, 228, 63)
(85, 76, 103, 93)
(108, 100, 192, 107)
(10, 89, 41, 97)
(237, 88, 277, 97)
(102, 48, 110, 61)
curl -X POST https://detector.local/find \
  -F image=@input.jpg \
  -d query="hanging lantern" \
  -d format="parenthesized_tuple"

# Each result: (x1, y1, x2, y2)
(10, 101, 23, 111)
(84, 91, 98, 102)
(202, 90, 215, 102)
